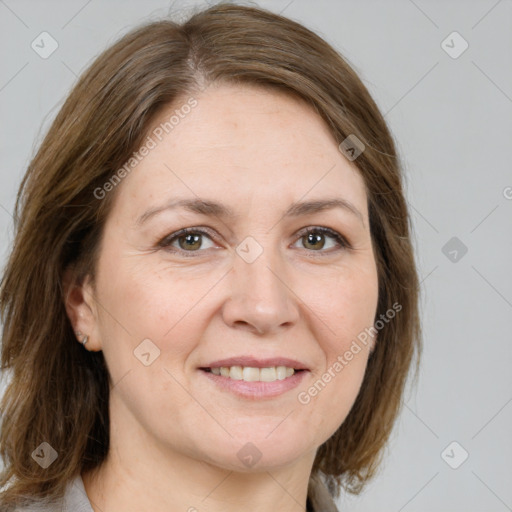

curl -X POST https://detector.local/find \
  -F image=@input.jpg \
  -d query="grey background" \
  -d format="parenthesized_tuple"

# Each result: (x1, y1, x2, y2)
(1, 0, 511, 510)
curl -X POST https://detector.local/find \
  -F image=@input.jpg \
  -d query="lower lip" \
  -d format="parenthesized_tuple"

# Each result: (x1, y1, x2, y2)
(199, 369, 309, 399)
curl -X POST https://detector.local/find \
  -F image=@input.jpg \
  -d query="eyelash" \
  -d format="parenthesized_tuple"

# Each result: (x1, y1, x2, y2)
(157, 226, 351, 258)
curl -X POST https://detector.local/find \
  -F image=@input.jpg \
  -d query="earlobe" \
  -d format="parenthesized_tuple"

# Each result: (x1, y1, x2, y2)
(62, 267, 100, 351)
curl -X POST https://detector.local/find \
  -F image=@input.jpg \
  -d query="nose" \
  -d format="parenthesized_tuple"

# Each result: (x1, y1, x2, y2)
(221, 242, 300, 336)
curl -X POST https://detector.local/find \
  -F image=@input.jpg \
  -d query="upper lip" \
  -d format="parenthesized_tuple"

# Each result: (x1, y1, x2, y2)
(201, 356, 309, 370)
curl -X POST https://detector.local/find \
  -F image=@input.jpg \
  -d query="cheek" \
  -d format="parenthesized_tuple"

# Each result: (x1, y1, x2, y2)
(96, 251, 218, 369)
(298, 357, 368, 448)
(306, 259, 379, 351)
(94, 256, 207, 429)
(98, 248, 175, 334)
(296, 261, 377, 427)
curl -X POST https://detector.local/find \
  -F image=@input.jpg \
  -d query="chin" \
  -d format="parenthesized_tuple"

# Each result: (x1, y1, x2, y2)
(197, 433, 311, 472)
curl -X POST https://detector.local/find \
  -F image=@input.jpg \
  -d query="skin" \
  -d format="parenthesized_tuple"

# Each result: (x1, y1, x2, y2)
(65, 82, 379, 512)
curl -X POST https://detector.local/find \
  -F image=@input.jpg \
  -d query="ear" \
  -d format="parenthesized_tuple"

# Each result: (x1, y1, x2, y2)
(62, 267, 102, 351)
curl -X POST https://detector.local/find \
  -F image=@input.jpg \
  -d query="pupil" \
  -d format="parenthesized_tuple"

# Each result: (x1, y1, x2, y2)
(306, 232, 324, 249)
(181, 234, 201, 250)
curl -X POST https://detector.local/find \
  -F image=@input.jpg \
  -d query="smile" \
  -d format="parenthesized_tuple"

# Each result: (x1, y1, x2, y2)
(199, 367, 309, 399)
(203, 365, 301, 382)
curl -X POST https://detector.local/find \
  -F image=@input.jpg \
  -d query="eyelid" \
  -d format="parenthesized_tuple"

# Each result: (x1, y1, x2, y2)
(157, 225, 351, 255)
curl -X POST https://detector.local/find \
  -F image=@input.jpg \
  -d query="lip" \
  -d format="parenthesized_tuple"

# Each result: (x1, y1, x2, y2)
(199, 367, 309, 400)
(200, 356, 309, 370)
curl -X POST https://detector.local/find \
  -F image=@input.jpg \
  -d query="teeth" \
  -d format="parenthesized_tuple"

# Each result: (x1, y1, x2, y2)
(208, 365, 297, 382)
(260, 367, 276, 382)
(243, 367, 259, 381)
(230, 366, 243, 380)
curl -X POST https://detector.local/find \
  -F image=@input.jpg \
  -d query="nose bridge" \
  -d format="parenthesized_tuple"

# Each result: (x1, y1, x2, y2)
(224, 235, 299, 333)
(237, 238, 283, 297)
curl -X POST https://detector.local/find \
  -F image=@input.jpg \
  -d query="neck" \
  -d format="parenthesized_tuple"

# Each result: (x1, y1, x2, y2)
(82, 450, 315, 512)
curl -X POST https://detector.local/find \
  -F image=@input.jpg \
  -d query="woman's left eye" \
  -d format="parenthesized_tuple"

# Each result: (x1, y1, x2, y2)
(293, 227, 349, 253)
(158, 226, 349, 257)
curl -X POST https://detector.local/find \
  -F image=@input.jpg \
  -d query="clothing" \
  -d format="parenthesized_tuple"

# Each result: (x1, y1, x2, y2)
(13, 471, 338, 512)
(64, 474, 94, 512)
(12, 474, 93, 512)
(308, 472, 340, 512)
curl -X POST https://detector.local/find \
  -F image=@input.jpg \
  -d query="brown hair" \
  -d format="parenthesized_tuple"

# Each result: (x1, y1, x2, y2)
(0, 2, 421, 508)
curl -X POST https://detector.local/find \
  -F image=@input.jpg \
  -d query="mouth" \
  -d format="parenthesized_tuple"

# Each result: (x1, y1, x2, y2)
(200, 366, 307, 383)
(198, 359, 310, 399)
(199, 355, 309, 382)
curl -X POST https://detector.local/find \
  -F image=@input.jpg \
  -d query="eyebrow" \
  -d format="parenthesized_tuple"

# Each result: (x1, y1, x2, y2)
(136, 197, 365, 227)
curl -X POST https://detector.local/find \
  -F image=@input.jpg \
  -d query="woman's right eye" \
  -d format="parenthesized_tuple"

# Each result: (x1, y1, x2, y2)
(158, 227, 217, 256)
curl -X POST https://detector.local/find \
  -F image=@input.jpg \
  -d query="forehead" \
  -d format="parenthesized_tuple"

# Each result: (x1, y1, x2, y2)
(113, 83, 368, 220)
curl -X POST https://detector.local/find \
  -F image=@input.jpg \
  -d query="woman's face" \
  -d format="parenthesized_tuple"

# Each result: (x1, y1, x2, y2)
(80, 83, 379, 472)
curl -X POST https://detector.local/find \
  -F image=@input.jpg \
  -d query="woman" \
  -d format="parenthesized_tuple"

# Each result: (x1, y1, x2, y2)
(0, 3, 421, 511)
